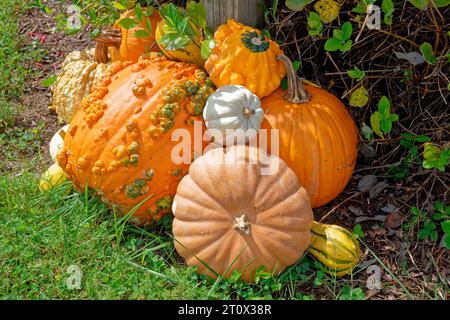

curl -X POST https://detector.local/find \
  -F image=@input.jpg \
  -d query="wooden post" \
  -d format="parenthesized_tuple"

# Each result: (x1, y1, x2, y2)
(201, 0, 264, 31)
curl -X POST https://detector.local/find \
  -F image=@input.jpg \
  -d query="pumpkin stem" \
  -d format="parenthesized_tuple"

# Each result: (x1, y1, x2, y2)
(242, 107, 255, 119)
(276, 54, 311, 103)
(94, 29, 121, 63)
(234, 214, 251, 235)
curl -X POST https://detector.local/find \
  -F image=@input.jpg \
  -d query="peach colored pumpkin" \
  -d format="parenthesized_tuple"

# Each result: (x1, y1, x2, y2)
(172, 145, 313, 282)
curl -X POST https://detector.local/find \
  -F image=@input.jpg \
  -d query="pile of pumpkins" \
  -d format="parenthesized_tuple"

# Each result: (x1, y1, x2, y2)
(41, 4, 360, 282)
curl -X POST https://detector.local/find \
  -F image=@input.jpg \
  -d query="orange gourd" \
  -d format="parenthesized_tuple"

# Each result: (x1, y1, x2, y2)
(96, 8, 161, 63)
(205, 19, 286, 99)
(172, 145, 313, 282)
(57, 55, 214, 225)
(260, 55, 358, 208)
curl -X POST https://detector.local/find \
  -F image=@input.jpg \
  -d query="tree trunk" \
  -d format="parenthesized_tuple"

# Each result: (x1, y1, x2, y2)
(201, 0, 264, 31)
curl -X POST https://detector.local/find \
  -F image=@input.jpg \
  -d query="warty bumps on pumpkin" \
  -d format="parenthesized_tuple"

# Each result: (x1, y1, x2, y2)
(57, 54, 215, 224)
(50, 48, 111, 123)
(205, 19, 286, 99)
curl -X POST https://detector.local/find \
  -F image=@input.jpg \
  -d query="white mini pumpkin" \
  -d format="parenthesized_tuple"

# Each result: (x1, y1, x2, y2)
(203, 85, 264, 145)
(49, 125, 69, 162)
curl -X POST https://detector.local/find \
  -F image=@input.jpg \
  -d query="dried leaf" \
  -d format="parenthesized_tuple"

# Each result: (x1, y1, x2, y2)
(348, 205, 365, 216)
(360, 143, 377, 159)
(358, 175, 378, 192)
(394, 51, 425, 65)
(381, 204, 400, 214)
(369, 182, 388, 199)
(385, 212, 404, 229)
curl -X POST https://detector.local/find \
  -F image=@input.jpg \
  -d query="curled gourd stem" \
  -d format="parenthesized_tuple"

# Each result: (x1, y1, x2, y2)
(276, 54, 311, 104)
(234, 214, 252, 235)
(242, 107, 255, 118)
(94, 29, 121, 63)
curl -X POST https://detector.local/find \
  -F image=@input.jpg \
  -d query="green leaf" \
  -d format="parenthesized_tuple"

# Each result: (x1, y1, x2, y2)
(308, 12, 322, 29)
(118, 18, 137, 30)
(41, 75, 57, 87)
(307, 12, 323, 36)
(361, 123, 373, 141)
(341, 40, 353, 52)
(418, 228, 429, 240)
(333, 29, 344, 40)
(350, 86, 369, 107)
(370, 112, 384, 138)
(341, 22, 353, 40)
(353, 224, 365, 238)
(281, 78, 288, 90)
(186, 1, 207, 29)
(382, 0, 395, 25)
(134, 3, 143, 23)
(285, 0, 314, 11)
(134, 29, 150, 38)
(65, 26, 81, 35)
(112, 1, 127, 11)
(442, 220, 450, 234)
(292, 60, 301, 71)
(201, 39, 215, 60)
(432, 0, 450, 7)
(378, 96, 391, 116)
(347, 67, 366, 81)
(420, 42, 437, 64)
(409, 0, 429, 9)
(324, 38, 341, 52)
(444, 235, 450, 249)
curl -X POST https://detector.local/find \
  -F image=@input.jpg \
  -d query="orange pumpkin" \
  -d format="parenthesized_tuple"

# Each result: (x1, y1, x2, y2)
(96, 8, 161, 63)
(205, 19, 286, 99)
(260, 55, 358, 208)
(57, 55, 214, 224)
(172, 145, 313, 282)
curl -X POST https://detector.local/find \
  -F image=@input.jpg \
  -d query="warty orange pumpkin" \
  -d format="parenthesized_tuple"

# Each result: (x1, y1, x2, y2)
(57, 54, 214, 225)
(95, 8, 161, 63)
(172, 145, 313, 282)
(260, 55, 358, 208)
(205, 19, 286, 99)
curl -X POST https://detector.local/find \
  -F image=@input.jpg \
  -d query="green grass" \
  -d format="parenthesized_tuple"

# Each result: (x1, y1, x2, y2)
(1, 174, 364, 299)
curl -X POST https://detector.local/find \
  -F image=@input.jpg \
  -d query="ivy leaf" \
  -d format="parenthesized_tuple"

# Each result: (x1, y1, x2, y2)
(307, 12, 323, 36)
(324, 38, 341, 51)
(285, 0, 314, 11)
(341, 22, 353, 40)
(347, 67, 366, 81)
(41, 75, 57, 87)
(361, 123, 373, 141)
(420, 42, 437, 65)
(117, 18, 137, 30)
(370, 112, 384, 138)
(341, 40, 353, 52)
(382, 0, 395, 25)
(409, 0, 429, 10)
(432, 0, 450, 7)
(442, 220, 450, 235)
(350, 86, 369, 107)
